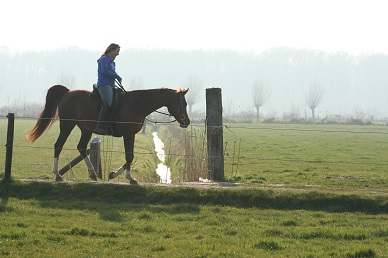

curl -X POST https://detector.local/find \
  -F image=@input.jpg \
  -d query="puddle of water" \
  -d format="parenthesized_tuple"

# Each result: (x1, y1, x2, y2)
(152, 132, 171, 184)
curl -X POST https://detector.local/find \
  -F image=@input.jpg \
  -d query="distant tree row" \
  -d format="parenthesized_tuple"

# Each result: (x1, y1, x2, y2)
(1, 47, 388, 120)
(252, 80, 324, 121)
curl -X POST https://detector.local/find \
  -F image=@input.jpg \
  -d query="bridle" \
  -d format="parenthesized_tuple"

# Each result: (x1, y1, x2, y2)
(146, 93, 187, 124)
(174, 94, 187, 122)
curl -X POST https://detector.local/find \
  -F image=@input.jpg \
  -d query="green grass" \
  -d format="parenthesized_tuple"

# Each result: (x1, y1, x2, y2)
(1, 119, 387, 193)
(0, 180, 387, 257)
(221, 123, 388, 192)
(159, 122, 388, 193)
(1, 118, 388, 256)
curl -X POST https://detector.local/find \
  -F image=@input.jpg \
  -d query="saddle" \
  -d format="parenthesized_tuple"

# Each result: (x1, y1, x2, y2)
(89, 84, 123, 137)
(90, 84, 122, 111)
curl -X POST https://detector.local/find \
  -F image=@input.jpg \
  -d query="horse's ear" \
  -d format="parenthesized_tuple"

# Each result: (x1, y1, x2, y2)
(183, 88, 189, 95)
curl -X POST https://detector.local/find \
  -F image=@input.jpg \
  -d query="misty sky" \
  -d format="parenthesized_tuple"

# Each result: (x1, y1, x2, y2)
(2, 0, 388, 119)
(2, 0, 388, 55)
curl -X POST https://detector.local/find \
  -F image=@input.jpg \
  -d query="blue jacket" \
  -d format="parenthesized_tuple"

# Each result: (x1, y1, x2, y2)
(97, 55, 122, 87)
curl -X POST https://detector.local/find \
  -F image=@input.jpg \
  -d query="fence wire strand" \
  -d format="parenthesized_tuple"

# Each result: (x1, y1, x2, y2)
(1, 116, 388, 181)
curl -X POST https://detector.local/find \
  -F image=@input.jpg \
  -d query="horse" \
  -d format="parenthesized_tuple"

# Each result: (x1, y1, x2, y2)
(26, 85, 190, 184)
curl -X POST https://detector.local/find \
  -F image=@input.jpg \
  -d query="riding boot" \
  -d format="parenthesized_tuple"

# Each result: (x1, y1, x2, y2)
(95, 105, 111, 134)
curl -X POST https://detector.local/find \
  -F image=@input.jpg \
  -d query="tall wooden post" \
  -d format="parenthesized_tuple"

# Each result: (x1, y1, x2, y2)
(206, 88, 224, 181)
(90, 137, 102, 179)
(4, 113, 15, 181)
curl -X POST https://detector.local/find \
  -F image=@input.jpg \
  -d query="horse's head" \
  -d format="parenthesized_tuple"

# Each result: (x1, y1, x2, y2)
(168, 88, 190, 128)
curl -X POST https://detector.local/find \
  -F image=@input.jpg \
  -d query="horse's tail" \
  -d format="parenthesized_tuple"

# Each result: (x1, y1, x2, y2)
(26, 85, 70, 143)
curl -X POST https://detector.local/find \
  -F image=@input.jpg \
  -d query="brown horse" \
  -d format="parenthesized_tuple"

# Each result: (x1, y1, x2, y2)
(26, 85, 190, 184)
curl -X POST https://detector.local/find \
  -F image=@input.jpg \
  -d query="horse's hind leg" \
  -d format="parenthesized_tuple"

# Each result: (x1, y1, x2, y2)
(108, 163, 126, 180)
(77, 128, 97, 181)
(53, 121, 76, 181)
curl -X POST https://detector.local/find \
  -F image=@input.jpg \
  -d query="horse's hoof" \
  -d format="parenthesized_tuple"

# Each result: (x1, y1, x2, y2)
(130, 179, 138, 185)
(55, 176, 63, 182)
(89, 174, 97, 181)
(108, 172, 115, 180)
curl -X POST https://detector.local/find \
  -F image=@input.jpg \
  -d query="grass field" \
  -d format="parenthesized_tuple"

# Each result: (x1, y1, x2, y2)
(162, 121, 388, 193)
(1, 118, 387, 192)
(1, 117, 387, 257)
(0, 181, 387, 257)
(221, 123, 388, 192)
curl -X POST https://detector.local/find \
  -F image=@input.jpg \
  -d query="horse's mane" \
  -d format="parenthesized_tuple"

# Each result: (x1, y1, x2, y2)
(177, 87, 186, 93)
(129, 87, 185, 94)
(126, 87, 184, 106)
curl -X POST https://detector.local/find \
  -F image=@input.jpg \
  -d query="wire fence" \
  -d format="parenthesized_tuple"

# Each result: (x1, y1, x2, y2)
(1, 115, 387, 184)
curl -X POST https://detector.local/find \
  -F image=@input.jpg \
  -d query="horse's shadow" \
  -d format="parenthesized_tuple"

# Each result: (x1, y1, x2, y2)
(1, 180, 387, 222)
(0, 181, 204, 222)
(0, 194, 9, 213)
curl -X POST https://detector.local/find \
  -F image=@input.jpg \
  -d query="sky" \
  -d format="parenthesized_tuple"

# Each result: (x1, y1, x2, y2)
(2, 0, 388, 55)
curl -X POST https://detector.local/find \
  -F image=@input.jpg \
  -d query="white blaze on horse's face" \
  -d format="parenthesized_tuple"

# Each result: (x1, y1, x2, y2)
(170, 88, 190, 128)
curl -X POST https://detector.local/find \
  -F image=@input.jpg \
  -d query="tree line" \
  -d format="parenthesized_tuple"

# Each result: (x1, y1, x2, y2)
(0, 46, 387, 121)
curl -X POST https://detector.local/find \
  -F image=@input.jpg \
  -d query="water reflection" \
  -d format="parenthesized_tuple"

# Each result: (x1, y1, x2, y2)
(152, 132, 171, 184)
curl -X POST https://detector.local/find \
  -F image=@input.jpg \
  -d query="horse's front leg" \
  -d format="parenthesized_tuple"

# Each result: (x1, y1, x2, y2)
(123, 134, 138, 185)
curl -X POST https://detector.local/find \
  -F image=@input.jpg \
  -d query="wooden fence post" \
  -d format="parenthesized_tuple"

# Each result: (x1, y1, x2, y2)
(90, 137, 102, 179)
(4, 113, 15, 181)
(206, 88, 224, 181)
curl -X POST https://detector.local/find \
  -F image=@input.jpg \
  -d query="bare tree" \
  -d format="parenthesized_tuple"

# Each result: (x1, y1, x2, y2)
(127, 76, 144, 90)
(223, 98, 236, 120)
(306, 82, 324, 119)
(183, 75, 202, 115)
(58, 71, 77, 89)
(125, 76, 145, 132)
(252, 80, 270, 122)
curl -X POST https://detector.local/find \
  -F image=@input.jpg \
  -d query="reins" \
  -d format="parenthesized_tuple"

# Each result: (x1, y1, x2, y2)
(145, 113, 177, 124)
(114, 83, 185, 124)
(145, 94, 186, 124)
(115, 79, 126, 91)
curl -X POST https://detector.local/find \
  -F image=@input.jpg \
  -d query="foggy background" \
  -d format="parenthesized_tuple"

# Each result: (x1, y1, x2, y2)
(1, 46, 387, 121)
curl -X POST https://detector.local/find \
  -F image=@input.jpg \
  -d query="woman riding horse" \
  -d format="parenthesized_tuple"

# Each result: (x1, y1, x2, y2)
(26, 85, 190, 184)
